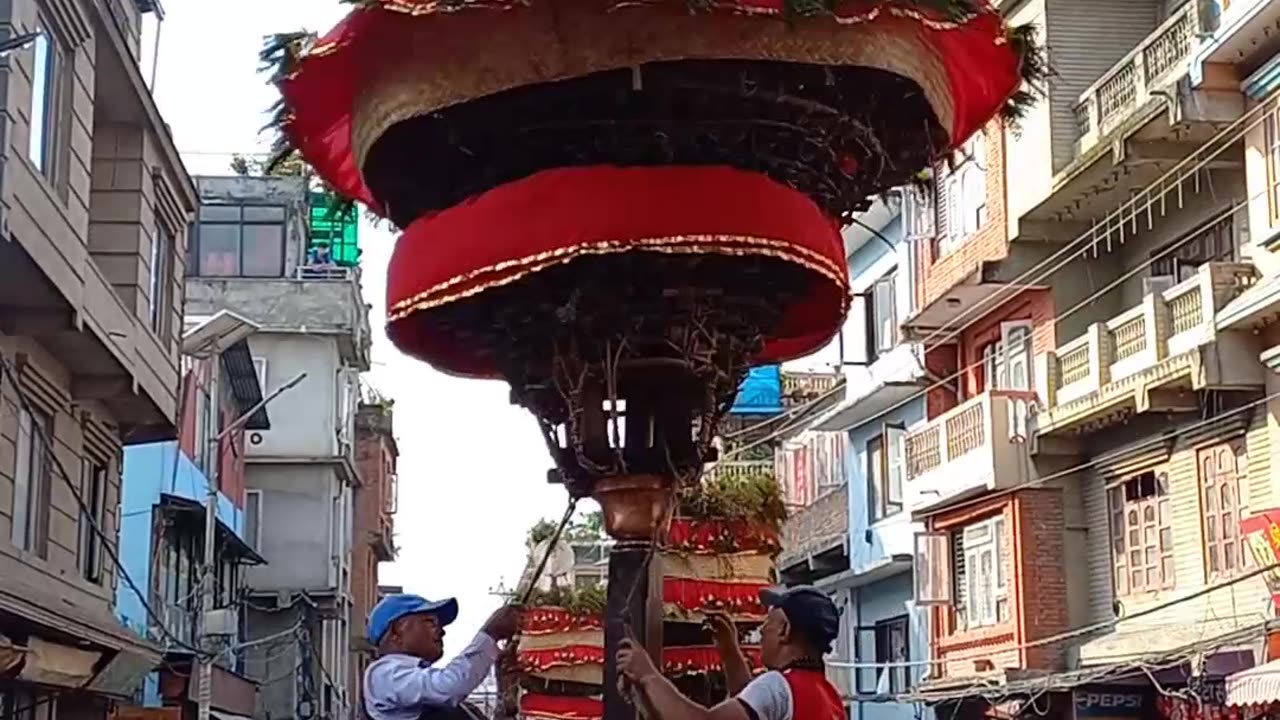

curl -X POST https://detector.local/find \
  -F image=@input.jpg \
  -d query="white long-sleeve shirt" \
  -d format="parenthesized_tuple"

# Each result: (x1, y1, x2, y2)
(363, 632, 501, 720)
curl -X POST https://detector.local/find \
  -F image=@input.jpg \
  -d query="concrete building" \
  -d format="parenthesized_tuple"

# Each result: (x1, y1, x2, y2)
(185, 174, 372, 720)
(899, 1, 1277, 718)
(350, 393, 398, 709)
(115, 312, 269, 719)
(775, 195, 932, 720)
(0, 0, 196, 716)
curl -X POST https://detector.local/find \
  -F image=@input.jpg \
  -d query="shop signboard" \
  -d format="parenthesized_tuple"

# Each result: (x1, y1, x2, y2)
(1073, 687, 1146, 720)
(1240, 509, 1280, 610)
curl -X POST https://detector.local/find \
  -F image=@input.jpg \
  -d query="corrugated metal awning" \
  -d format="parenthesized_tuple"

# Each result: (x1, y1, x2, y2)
(1227, 658, 1280, 707)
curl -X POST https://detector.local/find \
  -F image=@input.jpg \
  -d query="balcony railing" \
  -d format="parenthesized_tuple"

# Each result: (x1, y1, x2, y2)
(705, 460, 773, 484)
(1038, 262, 1256, 413)
(1073, 3, 1201, 157)
(904, 389, 1035, 513)
(781, 371, 841, 406)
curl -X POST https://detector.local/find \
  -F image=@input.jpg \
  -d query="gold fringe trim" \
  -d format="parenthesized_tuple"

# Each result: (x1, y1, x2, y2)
(346, 10, 952, 169)
(386, 235, 848, 322)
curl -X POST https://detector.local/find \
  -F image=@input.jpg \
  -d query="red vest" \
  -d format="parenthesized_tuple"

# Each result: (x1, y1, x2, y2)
(781, 668, 845, 720)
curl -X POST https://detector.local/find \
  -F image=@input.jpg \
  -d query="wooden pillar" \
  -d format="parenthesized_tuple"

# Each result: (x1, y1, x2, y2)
(603, 540, 658, 720)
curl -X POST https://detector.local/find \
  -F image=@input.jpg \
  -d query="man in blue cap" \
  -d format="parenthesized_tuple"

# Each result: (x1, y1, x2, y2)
(363, 593, 520, 720)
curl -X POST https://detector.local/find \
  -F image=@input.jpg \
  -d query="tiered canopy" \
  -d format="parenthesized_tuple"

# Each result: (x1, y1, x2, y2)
(263, 0, 1040, 490)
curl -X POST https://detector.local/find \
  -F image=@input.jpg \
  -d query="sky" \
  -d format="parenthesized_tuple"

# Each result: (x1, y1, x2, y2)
(147, 0, 838, 652)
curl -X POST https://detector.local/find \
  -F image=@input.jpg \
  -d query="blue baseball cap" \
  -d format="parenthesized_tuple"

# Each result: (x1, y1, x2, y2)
(367, 594, 459, 645)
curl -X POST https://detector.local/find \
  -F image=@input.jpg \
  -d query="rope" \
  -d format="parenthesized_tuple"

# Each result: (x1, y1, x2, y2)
(518, 498, 580, 605)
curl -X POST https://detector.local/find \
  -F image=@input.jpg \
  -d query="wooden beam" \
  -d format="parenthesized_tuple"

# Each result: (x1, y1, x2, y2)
(72, 375, 134, 401)
(0, 308, 75, 336)
(1016, 219, 1091, 244)
(1139, 387, 1199, 414)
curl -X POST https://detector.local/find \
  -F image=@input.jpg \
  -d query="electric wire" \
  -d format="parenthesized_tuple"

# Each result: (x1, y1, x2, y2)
(719, 95, 1271, 456)
(0, 353, 206, 657)
(717, 183, 1259, 465)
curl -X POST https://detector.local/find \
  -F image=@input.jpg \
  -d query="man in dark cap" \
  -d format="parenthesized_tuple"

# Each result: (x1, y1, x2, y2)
(617, 585, 844, 720)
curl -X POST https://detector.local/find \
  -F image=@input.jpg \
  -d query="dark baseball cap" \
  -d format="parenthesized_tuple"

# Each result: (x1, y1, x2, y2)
(760, 586, 841, 652)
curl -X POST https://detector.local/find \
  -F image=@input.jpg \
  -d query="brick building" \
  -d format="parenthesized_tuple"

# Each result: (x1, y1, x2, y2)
(350, 396, 399, 706)
(905, 1, 1278, 719)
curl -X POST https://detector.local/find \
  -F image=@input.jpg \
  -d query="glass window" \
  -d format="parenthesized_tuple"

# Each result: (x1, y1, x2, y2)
(243, 205, 285, 222)
(197, 224, 241, 276)
(1200, 441, 1247, 581)
(27, 27, 62, 181)
(1109, 470, 1175, 596)
(191, 204, 288, 278)
(242, 224, 285, 277)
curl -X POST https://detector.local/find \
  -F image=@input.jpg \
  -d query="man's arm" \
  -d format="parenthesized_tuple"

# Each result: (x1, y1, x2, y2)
(706, 614, 752, 696)
(373, 633, 501, 708)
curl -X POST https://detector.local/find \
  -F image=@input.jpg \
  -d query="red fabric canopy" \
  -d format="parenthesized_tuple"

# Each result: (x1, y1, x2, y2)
(275, 0, 1025, 211)
(385, 165, 848, 378)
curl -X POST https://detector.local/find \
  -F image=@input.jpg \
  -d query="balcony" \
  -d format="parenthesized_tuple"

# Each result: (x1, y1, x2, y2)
(185, 267, 371, 370)
(373, 513, 396, 562)
(778, 484, 850, 583)
(1072, 3, 1202, 159)
(781, 371, 842, 407)
(704, 460, 773, 484)
(904, 390, 1035, 514)
(1035, 262, 1259, 436)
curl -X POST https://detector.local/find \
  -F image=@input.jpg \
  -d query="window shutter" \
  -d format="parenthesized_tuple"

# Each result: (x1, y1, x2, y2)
(885, 424, 905, 505)
(999, 322, 1033, 390)
(874, 277, 896, 354)
(842, 294, 870, 365)
(913, 532, 952, 605)
(934, 168, 950, 241)
(252, 356, 268, 394)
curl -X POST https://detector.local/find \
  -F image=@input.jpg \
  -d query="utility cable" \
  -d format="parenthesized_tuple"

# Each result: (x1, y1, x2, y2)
(0, 353, 206, 656)
(718, 186, 1257, 464)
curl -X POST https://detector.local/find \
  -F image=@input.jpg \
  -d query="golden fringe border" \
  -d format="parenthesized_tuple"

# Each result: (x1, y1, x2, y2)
(386, 236, 848, 322)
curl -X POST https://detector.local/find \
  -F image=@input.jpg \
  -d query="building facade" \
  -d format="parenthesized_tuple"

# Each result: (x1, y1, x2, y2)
(116, 312, 268, 719)
(350, 395, 398, 710)
(775, 195, 933, 720)
(906, 2, 1279, 719)
(0, 0, 196, 715)
(184, 175, 371, 720)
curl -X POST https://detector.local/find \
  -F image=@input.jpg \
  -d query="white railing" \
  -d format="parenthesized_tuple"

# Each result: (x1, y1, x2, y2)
(1073, 3, 1201, 157)
(1038, 262, 1255, 409)
(904, 390, 1035, 512)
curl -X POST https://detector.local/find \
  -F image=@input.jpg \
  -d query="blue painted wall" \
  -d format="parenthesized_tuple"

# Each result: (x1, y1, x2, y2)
(117, 441, 245, 707)
(850, 573, 933, 720)
(830, 202, 931, 720)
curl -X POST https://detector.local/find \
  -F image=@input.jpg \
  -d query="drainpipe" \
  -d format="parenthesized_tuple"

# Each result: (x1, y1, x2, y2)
(853, 587, 863, 720)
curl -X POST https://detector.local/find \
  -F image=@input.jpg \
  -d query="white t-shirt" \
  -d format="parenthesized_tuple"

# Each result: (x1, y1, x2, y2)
(736, 671, 793, 720)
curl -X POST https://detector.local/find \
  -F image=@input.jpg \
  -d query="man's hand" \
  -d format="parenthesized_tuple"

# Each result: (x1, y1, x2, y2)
(703, 613, 739, 652)
(616, 638, 660, 683)
(482, 605, 521, 641)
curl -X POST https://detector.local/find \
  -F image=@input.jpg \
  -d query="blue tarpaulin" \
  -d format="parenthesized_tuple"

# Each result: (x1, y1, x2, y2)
(731, 365, 783, 414)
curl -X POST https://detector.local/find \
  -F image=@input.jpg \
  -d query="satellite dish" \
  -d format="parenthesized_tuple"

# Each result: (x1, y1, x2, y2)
(529, 538, 576, 591)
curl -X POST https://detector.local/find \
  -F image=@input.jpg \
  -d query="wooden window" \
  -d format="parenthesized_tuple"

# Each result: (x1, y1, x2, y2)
(149, 222, 173, 336)
(957, 515, 1007, 629)
(982, 322, 1033, 392)
(866, 271, 897, 359)
(78, 458, 107, 583)
(245, 489, 263, 552)
(27, 15, 69, 192)
(11, 406, 53, 557)
(1200, 441, 1247, 581)
(1109, 470, 1175, 596)
(867, 428, 906, 524)
(873, 616, 911, 694)
(1268, 107, 1280, 225)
